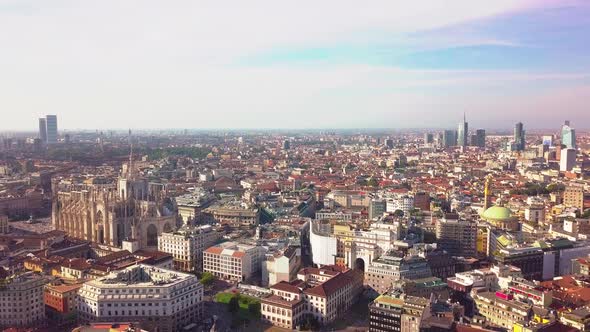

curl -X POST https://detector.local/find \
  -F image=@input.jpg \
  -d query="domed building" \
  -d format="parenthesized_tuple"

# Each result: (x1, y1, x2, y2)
(481, 205, 519, 231)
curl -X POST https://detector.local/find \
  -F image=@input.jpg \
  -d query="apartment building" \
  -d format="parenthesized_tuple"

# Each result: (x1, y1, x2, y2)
(473, 291, 532, 330)
(203, 241, 266, 282)
(158, 225, 220, 272)
(0, 271, 50, 329)
(77, 264, 203, 332)
(435, 218, 477, 257)
(44, 283, 83, 324)
(564, 185, 585, 212)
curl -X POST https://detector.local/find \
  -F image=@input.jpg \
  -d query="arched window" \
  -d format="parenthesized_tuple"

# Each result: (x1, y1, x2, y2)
(147, 224, 158, 247)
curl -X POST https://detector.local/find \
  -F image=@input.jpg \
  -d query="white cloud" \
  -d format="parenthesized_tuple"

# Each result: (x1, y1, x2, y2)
(0, 0, 585, 129)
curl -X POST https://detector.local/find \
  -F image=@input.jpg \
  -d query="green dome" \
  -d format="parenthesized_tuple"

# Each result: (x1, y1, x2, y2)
(481, 205, 514, 221)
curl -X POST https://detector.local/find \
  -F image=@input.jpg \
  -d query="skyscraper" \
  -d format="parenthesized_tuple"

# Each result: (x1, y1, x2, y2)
(514, 122, 525, 151)
(474, 129, 486, 148)
(38, 118, 47, 143)
(561, 121, 576, 149)
(457, 113, 468, 147)
(442, 130, 456, 148)
(423, 133, 434, 145)
(560, 148, 576, 172)
(45, 115, 58, 144)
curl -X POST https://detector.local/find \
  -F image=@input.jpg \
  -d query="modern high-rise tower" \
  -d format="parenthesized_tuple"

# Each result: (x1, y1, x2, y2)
(457, 113, 468, 147)
(474, 129, 486, 148)
(38, 118, 47, 143)
(442, 130, 456, 147)
(561, 121, 576, 149)
(45, 115, 58, 144)
(514, 122, 525, 151)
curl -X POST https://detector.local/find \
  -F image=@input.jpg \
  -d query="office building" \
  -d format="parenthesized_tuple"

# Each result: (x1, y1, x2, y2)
(38, 118, 47, 143)
(0, 271, 50, 329)
(365, 254, 432, 294)
(562, 120, 577, 149)
(45, 115, 58, 144)
(457, 114, 468, 147)
(384, 138, 394, 149)
(494, 247, 544, 281)
(542, 135, 553, 147)
(261, 265, 363, 329)
(442, 130, 456, 147)
(203, 241, 266, 281)
(77, 264, 203, 332)
(472, 129, 486, 148)
(560, 148, 576, 172)
(435, 218, 477, 257)
(423, 133, 433, 145)
(282, 139, 290, 150)
(158, 225, 220, 272)
(174, 188, 215, 224)
(514, 122, 526, 151)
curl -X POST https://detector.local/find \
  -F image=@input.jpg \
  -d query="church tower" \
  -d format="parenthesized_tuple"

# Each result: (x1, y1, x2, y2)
(484, 175, 493, 210)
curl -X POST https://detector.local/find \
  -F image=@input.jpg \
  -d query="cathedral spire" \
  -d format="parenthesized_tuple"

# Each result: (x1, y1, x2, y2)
(127, 128, 136, 179)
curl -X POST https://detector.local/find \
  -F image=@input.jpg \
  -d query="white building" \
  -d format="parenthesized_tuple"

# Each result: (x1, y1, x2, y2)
(560, 148, 576, 172)
(309, 221, 338, 266)
(203, 241, 266, 281)
(262, 246, 300, 287)
(77, 264, 203, 332)
(0, 271, 50, 329)
(158, 225, 220, 272)
(386, 194, 414, 215)
(525, 205, 545, 223)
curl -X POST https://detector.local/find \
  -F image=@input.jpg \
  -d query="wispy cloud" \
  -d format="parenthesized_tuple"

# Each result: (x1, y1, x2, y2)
(0, 0, 588, 129)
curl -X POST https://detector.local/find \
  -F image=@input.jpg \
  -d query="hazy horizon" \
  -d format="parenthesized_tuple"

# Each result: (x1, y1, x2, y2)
(2, 1, 590, 130)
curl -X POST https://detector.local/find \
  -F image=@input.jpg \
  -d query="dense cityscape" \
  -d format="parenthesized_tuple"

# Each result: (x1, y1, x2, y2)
(0, 114, 588, 332)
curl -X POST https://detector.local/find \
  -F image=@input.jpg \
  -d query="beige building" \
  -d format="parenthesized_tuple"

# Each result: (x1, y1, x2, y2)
(261, 265, 363, 329)
(203, 205, 260, 227)
(0, 271, 50, 329)
(77, 264, 203, 332)
(203, 241, 266, 281)
(158, 225, 220, 272)
(473, 291, 532, 330)
(564, 185, 585, 212)
(262, 246, 300, 287)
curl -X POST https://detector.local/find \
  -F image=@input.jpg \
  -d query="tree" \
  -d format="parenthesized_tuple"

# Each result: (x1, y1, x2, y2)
(367, 178, 379, 187)
(228, 295, 240, 313)
(199, 272, 215, 288)
(247, 302, 260, 317)
(393, 209, 404, 217)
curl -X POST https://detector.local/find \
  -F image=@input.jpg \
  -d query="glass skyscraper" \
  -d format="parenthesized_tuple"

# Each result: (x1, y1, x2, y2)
(514, 122, 525, 151)
(562, 121, 576, 149)
(457, 114, 468, 147)
(45, 115, 58, 144)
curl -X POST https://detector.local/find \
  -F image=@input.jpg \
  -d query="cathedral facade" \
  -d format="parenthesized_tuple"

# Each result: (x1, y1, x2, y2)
(52, 176, 177, 249)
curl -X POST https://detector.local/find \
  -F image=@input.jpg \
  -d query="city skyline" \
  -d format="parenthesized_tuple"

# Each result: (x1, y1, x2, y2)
(1, 1, 590, 130)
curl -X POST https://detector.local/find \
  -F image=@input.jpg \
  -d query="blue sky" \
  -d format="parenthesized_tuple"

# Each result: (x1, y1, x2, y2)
(0, 0, 589, 130)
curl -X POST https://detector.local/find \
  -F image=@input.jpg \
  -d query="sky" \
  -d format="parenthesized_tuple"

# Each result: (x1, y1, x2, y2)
(0, 0, 589, 131)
